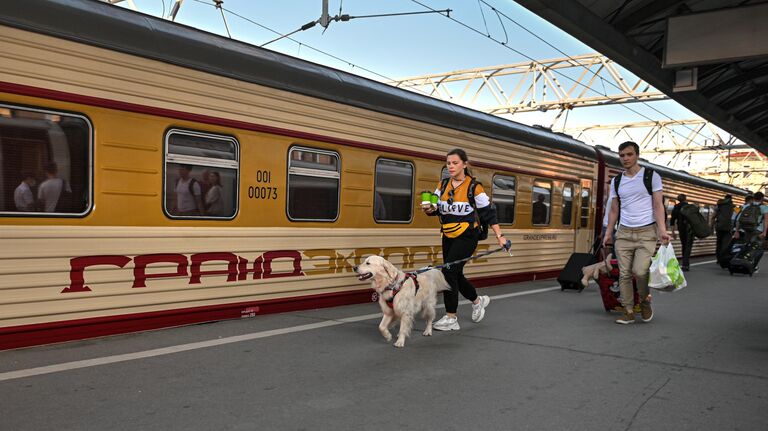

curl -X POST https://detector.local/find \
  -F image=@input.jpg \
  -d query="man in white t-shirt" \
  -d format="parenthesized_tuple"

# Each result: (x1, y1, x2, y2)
(603, 142, 670, 325)
(38, 163, 64, 212)
(14, 173, 36, 212)
(173, 164, 204, 216)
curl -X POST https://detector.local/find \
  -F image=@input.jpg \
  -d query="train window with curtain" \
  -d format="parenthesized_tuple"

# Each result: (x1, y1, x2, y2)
(374, 158, 413, 223)
(287, 146, 340, 221)
(0, 104, 91, 216)
(164, 129, 239, 219)
(562, 183, 574, 226)
(532, 180, 552, 225)
(666, 199, 677, 228)
(580, 187, 590, 228)
(492, 174, 516, 224)
(699, 203, 709, 225)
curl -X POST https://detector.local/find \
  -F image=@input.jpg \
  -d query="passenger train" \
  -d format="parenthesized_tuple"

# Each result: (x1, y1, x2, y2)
(0, 0, 747, 349)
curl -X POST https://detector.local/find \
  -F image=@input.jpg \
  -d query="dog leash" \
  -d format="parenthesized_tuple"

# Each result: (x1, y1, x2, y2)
(408, 239, 513, 276)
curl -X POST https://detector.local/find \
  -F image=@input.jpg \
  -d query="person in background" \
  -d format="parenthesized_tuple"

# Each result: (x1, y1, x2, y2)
(603, 141, 670, 325)
(752, 192, 767, 271)
(732, 195, 751, 231)
(670, 194, 694, 271)
(173, 164, 204, 216)
(201, 170, 212, 211)
(14, 173, 36, 212)
(37, 162, 63, 212)
(205, 171, 226, 216)
(713, 194, 734, 259)
(532, 193, 548, 224)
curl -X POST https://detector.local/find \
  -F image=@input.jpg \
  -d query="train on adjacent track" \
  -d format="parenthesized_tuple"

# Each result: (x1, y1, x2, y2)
(0, 0, 747, 349)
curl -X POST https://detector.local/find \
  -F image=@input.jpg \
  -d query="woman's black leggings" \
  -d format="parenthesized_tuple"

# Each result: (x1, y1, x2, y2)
(441, 228, 479, 313)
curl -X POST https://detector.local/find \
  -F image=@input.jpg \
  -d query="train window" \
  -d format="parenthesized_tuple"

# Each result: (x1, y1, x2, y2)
(374, 158, 413, 223)
(562, 183, 574, 226)
(287, 147, 340, 221)
(492, 175, 516, 224)
(666, 199, 676, 228)
(164, 130, 239, 219)
(440, 166, 450, 181)
(580, 187, 590, 228)
(532, 180, 552, 225)
(699, 204, 709, 225)
(0, 104, 91, 216)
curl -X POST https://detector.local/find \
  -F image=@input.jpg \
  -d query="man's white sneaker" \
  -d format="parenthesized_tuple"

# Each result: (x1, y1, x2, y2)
(433, 315, 460, 331)
(471, 295, 490, 322)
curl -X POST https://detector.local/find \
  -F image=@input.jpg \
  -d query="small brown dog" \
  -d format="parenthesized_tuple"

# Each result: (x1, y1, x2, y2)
(580, 253, 613, 288)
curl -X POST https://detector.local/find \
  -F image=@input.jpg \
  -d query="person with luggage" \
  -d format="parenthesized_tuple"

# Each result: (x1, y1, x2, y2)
(714, 195, 734, 262)
(603, 142, 670, 324)
(670, 194, 694, 271)
(734, 193, 764, 245)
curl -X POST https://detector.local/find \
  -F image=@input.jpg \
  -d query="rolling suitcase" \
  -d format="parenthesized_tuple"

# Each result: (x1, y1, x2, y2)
(596, 259, 641, 312)
(558, 238, 601, 291)
(729, 240, 761, 276)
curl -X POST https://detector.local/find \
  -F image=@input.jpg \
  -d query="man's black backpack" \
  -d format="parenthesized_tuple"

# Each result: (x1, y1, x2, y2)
(714, 200, 734, 232)
(680, 203, 712, 239)
(613, 168, 655, 200)
(738, 204, 761, 232)
(440, 177, 490, 240)
(612, 168, 656, 223)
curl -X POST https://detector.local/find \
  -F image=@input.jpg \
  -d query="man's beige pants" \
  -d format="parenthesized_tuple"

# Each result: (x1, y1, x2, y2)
(614, 224, 657, 309)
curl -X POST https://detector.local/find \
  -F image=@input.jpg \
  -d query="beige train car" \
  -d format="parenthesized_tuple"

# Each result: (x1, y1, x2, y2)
(0, 1, 747, 349)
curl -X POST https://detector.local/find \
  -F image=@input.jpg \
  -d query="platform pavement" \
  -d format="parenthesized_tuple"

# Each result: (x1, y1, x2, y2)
(1, 257, 767, 431)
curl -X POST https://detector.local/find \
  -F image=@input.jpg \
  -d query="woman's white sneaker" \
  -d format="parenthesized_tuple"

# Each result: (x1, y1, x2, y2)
(433, 315, 460, 331)
(471, 295, 490, 322)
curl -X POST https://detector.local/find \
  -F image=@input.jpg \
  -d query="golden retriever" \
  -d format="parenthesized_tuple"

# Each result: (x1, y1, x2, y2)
(354, 255, 450, 348)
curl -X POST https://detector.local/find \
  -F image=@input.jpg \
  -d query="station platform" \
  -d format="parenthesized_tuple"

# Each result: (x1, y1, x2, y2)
(1, 256, 767, 430)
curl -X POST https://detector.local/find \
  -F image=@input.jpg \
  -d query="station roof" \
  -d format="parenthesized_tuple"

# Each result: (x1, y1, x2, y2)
(515, 0, 768, 156)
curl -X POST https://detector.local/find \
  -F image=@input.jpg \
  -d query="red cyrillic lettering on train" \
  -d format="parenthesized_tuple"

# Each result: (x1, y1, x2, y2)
(63, 255, 132, 293)
(261, 250, 303, 278)
(189, 252, 239, 284)
(237, 256, 264, 280)
(133, 253, 188, 288)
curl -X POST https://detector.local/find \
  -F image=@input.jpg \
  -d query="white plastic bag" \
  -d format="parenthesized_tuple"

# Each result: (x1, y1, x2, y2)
(648, 243, 687, 292)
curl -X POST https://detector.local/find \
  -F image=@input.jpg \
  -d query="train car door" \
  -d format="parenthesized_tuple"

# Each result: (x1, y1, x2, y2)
(574, 179, 593, 253)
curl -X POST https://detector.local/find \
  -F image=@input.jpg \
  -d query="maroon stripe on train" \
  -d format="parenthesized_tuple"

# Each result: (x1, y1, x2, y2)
(0, 81, 586, 183)
(0, 269, 560, 350)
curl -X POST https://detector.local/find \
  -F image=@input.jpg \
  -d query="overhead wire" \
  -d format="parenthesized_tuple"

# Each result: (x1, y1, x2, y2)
(476, 0, 710, 141)
(410, 0, 725, 152)
(185, 0, 727, 160)
(187, 0, 430, 90)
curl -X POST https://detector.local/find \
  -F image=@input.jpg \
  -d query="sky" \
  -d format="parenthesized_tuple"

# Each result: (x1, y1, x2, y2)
(114, 0, 729, 165)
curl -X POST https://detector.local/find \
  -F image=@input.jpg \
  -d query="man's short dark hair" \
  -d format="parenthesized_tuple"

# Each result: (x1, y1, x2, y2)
(677, 194, 687, 202)
(755, 191, 765, 201)
(745, 195, 754, 202)
(45, 162, 58, 174)
(618, 141, 640, 155)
